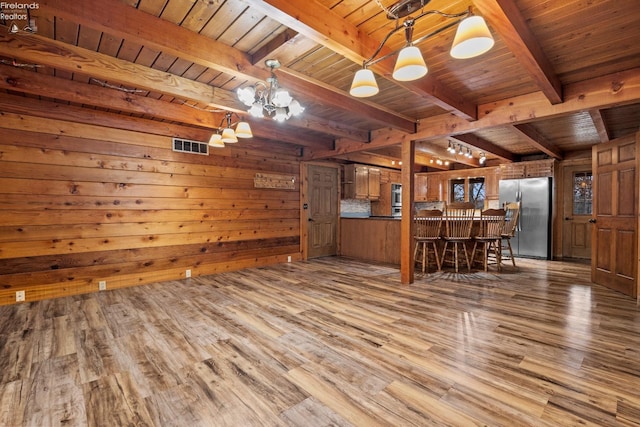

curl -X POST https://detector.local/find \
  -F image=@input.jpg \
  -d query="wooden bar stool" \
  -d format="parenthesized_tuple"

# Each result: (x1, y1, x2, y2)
(414, 209, 443, 273)
(472, 208, 506, 271)
(441, 202, 476, 273)
(501, 202, 521, 267)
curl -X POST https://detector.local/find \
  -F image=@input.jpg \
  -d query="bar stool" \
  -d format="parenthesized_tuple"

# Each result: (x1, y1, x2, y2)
(414, 209, 443, 273)
(441, 202, 476, 272)
(501, 202, 521, 267)
(472, 208, 506, 271)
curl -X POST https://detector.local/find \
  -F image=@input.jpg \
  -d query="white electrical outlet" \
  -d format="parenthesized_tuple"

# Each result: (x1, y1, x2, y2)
(16, 290, 25, 302)
(186, 269, 191, 278)
(99, 281, 107, 291)
(287, 256, 292, 263)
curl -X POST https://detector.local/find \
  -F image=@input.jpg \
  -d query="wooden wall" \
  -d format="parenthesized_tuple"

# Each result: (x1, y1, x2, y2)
(0, 113, 301, 305)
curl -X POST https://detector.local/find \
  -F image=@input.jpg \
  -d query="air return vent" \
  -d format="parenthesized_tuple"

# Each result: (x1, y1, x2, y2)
(172, 138, 209, 155)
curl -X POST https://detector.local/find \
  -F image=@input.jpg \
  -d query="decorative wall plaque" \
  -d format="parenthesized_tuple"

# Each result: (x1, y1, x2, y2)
(254, 173, 296, 189)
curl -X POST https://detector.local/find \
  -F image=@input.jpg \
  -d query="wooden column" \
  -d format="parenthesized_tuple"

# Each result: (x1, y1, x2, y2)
(400, 138, 416, 284)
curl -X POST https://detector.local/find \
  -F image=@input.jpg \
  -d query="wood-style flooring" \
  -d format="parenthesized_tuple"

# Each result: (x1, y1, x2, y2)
(1, 257, 640, 426)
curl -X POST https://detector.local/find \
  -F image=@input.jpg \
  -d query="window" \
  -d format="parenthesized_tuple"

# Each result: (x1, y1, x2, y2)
(450, 179, 465, 202)
(450, 177, 485, 209)
(469, 177, 485, 209)
(573, 171, 592, 215)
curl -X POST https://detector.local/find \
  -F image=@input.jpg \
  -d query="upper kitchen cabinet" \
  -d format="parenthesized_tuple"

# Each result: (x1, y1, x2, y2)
(343, 164, 381, 200)
(415, 173, 444, 201)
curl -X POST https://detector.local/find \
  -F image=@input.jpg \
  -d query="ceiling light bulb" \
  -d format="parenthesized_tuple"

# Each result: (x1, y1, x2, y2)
(272, 88, 292, 107)
(208, 133, 224, 148)
(349, 68, 379, 97)
(273, 107, 288, 122)
(237, 86, 255, 106)
(221, 127, 237, 143)
(450, 15, 495, 59)
(288, 99, 304, 116)
(392, 46, 428, 81)
(235, 121, 253, 138)
(458, 145, 464, 155)
(248, 102, 264, 118)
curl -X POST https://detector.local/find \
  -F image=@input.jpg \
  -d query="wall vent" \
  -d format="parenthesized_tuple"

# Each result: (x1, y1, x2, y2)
(172, 138, 209, 155)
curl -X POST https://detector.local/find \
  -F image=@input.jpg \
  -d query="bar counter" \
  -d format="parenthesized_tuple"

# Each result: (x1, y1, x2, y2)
(340, 216, 400, 265)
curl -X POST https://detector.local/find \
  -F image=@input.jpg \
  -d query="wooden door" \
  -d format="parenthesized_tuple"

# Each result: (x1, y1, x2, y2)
(592, 134, 639, 297)
(562, 165, 593, 259)
(307, 164, 338, 258)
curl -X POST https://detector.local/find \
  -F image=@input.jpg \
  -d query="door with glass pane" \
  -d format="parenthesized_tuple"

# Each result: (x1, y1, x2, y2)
(562, 166, 593, 259)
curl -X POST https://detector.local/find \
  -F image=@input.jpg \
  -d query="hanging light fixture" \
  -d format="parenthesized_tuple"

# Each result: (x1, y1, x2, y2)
(349, 1, 494, 98)
(479, 152, 487, 164)
(237, 59, 304, 121)
(208, 112, 252, 148)
(447, 140, 456, 153)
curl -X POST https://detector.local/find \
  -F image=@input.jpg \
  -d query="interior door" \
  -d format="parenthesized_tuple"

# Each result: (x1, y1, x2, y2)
(306, 164, 338, 258)
(591, 134, 639, 297)
(562, 166, 592, 259)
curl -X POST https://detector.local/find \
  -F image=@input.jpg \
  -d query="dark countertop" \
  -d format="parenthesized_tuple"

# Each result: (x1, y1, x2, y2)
(341, 215, 401, 220)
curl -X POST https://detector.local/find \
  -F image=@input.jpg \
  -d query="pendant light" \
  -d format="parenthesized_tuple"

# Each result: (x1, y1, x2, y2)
(392, 45, 428, 81)
(348, 3, 494, 98)
(450, 15, 495, 59)
(208, 133, 225, 148)
(349, 68, 379, 97)
(392, 18, 428, 82)
(208, 112, 252, 147)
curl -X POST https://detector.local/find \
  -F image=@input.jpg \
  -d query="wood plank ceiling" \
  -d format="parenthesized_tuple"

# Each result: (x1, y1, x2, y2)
(1, 0, 639, 170)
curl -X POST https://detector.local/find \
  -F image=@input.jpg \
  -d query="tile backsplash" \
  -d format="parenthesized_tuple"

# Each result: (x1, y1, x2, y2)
(340, 199, 371, 217)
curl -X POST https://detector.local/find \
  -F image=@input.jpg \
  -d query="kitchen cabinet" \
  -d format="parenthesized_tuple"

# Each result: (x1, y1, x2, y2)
(415, 173, 444, 201)
(499, 159, 554, 179)
(343, 164, 380, 200)
(368, 167, 380, 200)
(415, 174, 428, 201)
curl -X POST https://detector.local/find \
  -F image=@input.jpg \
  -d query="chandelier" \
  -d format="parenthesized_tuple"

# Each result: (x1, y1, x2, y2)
(350, 0, 494, 97)
(237, 59, 304, 122)
(208, 112, 253, 148)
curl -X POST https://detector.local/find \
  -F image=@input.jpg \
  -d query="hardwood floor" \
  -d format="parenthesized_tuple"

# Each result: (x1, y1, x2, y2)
(1, 257, 640, 426)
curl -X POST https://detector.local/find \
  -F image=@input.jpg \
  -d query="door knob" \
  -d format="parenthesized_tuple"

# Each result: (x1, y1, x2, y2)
(308, 218, 314, 222)
(564, 217, 573, 220)
(588, 218, 597, 223)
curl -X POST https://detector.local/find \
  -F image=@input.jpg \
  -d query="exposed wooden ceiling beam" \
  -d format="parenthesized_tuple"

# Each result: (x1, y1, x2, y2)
(251, 30, 317, 68)
(0, 36, 365, 145)
(37, 0, 412, 133)
(473, 0, 563, 104)
(278, 68, 416, 133)
(450, 134, 517, 162)
(331, 152, 400, 170)
(511, 124, 564, 159)
(250, 0, 478, 120)
(415, 142, 480, 168)
(306, 67, 640, 159)
(0, 33, 224, 106)
(589, 109, 610, 143)
(0, 64, 219, 126)
(0, 92, 214, 142)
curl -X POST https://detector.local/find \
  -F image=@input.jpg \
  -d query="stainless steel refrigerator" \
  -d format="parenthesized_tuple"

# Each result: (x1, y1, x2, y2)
(498, 177, 552, 259)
